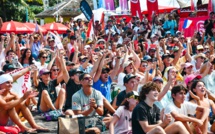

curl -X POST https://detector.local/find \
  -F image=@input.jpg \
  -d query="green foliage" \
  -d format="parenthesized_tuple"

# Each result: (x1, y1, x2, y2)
(0, 0, 44, 22)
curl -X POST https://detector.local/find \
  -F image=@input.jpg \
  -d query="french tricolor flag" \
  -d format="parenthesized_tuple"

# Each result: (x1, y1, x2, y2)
(183, 19, 193, 29)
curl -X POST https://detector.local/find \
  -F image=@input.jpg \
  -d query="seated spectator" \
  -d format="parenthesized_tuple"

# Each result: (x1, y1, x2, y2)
(109, 91, 139, 134)
(189, 80, 215, 133)
(132, 82, 189, 134)
(72, 73, 104, 116)
(164, 85, 209, 133)
(33, 68, 65, 113)
(0, 74, 49, 133)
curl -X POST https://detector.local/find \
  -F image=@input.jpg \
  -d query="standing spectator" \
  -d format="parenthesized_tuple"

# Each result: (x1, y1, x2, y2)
(204, 12, 215, 38)
(163, 14, 177, 36)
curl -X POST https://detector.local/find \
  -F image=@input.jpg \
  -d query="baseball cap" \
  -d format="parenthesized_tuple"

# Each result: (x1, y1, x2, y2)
(123, 61, 132, 69)
(162, 54, 170, 60)
(184, 62, 193, 68)
(69, 68, 83, 76)
(20, 46, 26, 51)
(0, 74, 13, 85)
(153, 76, 163, 83)
(125, 91, 139, 99)
(166, 31, 171, 34)
(197, 45, 204, 50)
(184, 74, 202, 85)
(143, 55, 152, 61)
(39, 68, 50, 76)
(66, 61, 75, 66)
(176, 31, 181, 34)
(102, 67, 110, 73)
(48, 37, 55, 42)
(123, 74, 136, 83)
(173, 46, 179, 52)
(3, 64, 18, 72)
(70, 35, 76, 40)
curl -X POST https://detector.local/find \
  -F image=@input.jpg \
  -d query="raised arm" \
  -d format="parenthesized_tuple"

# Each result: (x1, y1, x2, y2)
(11, 65, 34, 81)
(109, 50, 121, 81)
(171, 42, 183, 66)
(128, 42, 140, 69)
(59, 50, 70, 84)
(93, 52, 107, 82)
(89, 53, 102, 77)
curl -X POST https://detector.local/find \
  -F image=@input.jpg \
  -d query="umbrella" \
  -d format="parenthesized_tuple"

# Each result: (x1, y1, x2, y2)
(24, 22, 47, 34)
(42, 23, 69, 34)
(0, 20, 32, 34)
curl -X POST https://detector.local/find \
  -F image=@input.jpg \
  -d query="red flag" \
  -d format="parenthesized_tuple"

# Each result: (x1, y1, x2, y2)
(130, 0, 142, 20)
(87, 19, 94, 39)
(208, 0, 213, 16)
(190, 0, 195, 11)
(147, 0, 159, 21)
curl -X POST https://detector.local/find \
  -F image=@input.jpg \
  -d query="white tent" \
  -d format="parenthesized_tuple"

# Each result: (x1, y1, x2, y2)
(74, 8, 117, 21)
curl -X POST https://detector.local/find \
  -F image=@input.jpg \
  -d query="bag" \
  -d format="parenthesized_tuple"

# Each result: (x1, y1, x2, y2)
(43, 110, 63, 121)
(58, 116, 106, 134)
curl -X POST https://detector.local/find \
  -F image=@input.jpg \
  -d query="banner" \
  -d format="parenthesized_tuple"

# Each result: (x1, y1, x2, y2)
(9, 68, 31, 97)
(48, 32, 64, 49)
(80, 0, 93, 21)
(130, 0, 142, 20)
(119, 0, 128, 14)
(105, 0, 115, 10)
(178, 16, 208, 37)
(98, 0, 106, 9)
(146, 0, 159, 21)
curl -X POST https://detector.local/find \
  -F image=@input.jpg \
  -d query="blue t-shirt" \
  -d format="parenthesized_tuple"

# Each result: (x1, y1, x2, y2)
(93, 76, 112, 102)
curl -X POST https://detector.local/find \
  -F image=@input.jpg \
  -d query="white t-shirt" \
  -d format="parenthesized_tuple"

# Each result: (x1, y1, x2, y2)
(114, 106, 132, 134)
(117, 72, 126, 91)
(164, 101, 197, 124)
(34, 61, 48, 71)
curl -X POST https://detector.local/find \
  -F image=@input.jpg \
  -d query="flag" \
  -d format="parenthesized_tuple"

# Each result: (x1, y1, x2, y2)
(9, 68, 31, 97)
(105, 0, 115, 10)
(119, 0, 128, 14)
(190, 0, 195, 11)
(49, 32, 64, 49)
(146, 0, 159, 21)
(80, 0, 93, 21)
(98, 0, 106, 8)
(208, 0, 213, 16)
(35, 22, 39, 32)
(93, 9, 105, 29)
(130, 0, 142, 20)
(87, 19, 94, 39)
(183, 19, 193, 29)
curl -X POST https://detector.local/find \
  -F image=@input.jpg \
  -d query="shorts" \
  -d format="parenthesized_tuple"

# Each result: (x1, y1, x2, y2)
(38, 106, 51, 114)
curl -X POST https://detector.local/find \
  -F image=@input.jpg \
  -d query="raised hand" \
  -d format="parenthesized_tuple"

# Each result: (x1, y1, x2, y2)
(189, 90, 200, 101)
(23, 91, 39, 99)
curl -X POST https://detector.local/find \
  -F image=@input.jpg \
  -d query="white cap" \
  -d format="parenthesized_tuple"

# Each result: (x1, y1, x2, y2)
(0, 74, 13, 84)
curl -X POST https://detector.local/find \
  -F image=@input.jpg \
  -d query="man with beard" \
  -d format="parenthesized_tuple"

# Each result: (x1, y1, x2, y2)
(72, 73, 104, 116)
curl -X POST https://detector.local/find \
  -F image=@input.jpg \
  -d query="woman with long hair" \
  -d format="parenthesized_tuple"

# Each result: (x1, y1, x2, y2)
(189, 80, 215, 133)
(109, 91, 139, 134)
(19, 48, 34, 67)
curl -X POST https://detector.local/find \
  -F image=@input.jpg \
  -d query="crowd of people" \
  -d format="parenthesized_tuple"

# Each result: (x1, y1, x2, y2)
(0, 10, 215, 134)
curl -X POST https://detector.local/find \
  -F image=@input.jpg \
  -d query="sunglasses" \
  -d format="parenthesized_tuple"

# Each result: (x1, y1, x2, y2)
(83, 77, 92, 81)
(52, 69, 59, 72)
(142, 64, 148, 67)
(42, 56, 48, 59)
(128, 95, 139, 100)
(43, 72, 50, 75)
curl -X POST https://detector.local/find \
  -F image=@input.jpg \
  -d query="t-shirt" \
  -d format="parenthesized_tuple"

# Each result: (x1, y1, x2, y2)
(93, 76, 112, 102)
(37, 79, 58, 109)
(202, 71, 215, 94)
(65, 78, 82, 110)
(164, 101, 197, 124)
(72, 88, 103, 116)
(116, 90, 126, 106)
(114, 106, 132, 134)
(132, 101, 160, 134)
